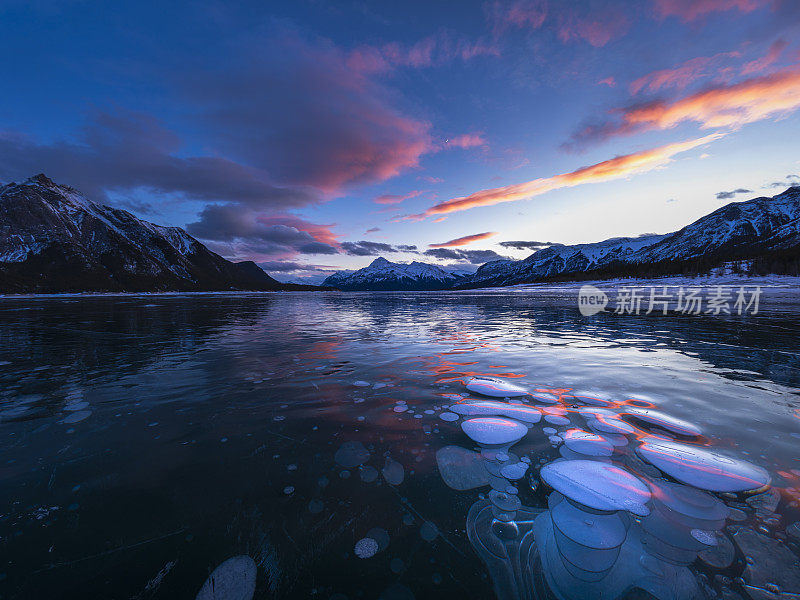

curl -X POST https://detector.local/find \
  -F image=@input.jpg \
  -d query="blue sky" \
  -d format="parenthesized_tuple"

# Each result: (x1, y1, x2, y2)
(1, 0, 799, 282)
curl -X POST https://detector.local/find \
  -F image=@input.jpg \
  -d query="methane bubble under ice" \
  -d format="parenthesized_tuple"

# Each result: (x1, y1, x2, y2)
(563, 429, 614, 457)
(334, 441, 370, 469)
(466, 377, 528, 398)
(540, 460, 651, 516)
(461, 417, 528, 446)
(355, 537, 379, 558)
(637, 438, 769, 492)
(195, 555, 257, 600)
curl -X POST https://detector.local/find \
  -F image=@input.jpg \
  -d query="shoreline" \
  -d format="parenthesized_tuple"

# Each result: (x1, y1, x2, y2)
(2, 274, 799, 299)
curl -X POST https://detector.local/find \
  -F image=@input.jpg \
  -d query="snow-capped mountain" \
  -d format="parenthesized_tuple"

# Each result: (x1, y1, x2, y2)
(464, 234, 668, 288)
(322, 257, 466, 291)
(462, 186, 800, 288)
(0, 174, 319, 293)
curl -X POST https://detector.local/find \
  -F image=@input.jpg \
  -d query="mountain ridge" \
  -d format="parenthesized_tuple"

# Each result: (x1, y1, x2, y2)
(459, 186, 800, 288)
(322, 256, 467, 291)
(324, 186, 800, 291)
(0, 174, 327, 293)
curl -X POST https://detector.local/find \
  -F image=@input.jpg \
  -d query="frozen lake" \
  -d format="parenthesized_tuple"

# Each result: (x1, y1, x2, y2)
(0, 288, 799, 599)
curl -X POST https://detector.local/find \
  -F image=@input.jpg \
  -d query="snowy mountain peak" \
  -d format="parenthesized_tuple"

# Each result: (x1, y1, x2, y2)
(0, 174, 306, 293)
(322, 257, 466, 291)
(27, 173, 59, 187)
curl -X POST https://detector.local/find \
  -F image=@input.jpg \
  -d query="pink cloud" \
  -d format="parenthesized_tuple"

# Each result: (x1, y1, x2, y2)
(652, 0, 769, 22)
(429, 231, 498, 247)
(599, 77, 617, 87)
(489, 0, 630, 47)
(412, 134, 722, 218)
(487, 0, 548, 35)
(374, 190, 423, 205)
(630, 51, 741, 94)
(447, 133, 487, 149)
(348, 32, 499, 75)
(741, 39, 788, 75)
(255, 215, 339, 247)
(190, 28, 437, 195)
(570, 65, 800, 148)
(556, 6, 631, 47)
(419, 175, 444, 184)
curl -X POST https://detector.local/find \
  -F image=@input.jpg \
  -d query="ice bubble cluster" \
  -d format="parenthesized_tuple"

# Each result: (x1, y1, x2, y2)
(428, 378, 780, 600)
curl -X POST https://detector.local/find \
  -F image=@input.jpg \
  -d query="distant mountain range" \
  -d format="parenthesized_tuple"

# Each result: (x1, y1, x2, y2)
(324, 186, 800, 291)
(0, 174, 325, 293)
(463, 186, 800, 288)
(3, 175, 798, 294)
(322, 257, 467, 291)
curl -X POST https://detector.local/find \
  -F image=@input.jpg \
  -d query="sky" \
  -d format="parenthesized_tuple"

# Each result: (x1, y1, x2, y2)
(1, 0, 800, 283)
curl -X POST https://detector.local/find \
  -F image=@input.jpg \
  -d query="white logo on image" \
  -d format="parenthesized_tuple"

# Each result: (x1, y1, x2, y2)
(578, 285, 608, 316)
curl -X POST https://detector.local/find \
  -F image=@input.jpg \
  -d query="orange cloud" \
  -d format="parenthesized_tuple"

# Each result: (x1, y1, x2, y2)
(623, 65, 800, 131)
(413, 133, 722, 219)
(429, 231, 498, 247)
(570, 64, 800, 148)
